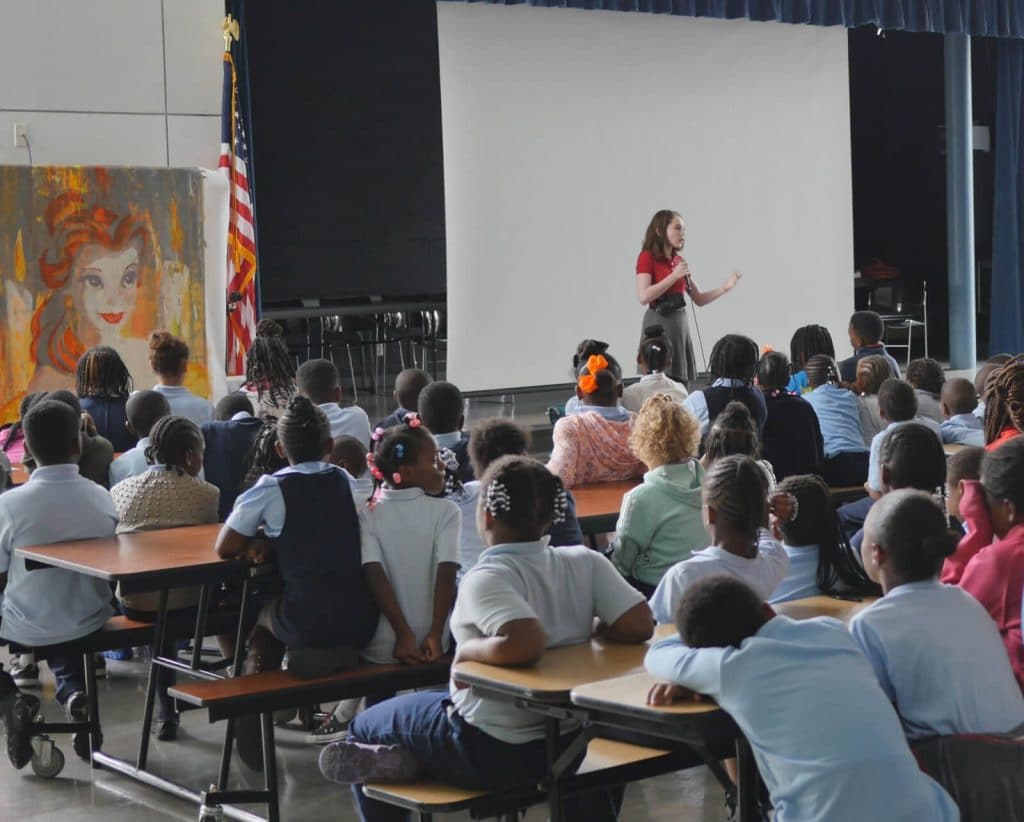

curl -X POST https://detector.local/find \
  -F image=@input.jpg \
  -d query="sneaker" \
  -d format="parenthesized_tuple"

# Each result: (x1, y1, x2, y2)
(6, 691, 40, 770)
(305, 715, 349, 745)
(153, 719, 178, 741)
(93, 655, 107, 679)
(10, 662, 39, 689)
(318, 740, 418, 784)
(65, 691, 89, 723)
(103, 648, 133, 662)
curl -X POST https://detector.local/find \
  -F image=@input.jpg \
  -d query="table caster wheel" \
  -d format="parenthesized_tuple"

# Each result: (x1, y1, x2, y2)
(29, 737, 64, 778)
(198, 804, 224, 821)
(72, 731, 91, 762)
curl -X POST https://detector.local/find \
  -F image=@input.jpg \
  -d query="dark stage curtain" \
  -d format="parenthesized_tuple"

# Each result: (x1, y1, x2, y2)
(440, 1, 1024, 38)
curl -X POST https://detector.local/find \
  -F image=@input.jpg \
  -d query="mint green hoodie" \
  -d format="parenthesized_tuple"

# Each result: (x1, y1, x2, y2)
(611, 460, 707, 588)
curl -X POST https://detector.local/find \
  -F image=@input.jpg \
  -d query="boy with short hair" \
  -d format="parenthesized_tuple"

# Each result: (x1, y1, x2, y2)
(375, 368, 432, 430)
(296, 359, 371, 448)
(109, 390, 171, 487)
(418, 380, 474, 483)
(838, 311, 902, 384)
(0, 400, 117, 732)
(202, 393, 263, 521)
(645, 576, 958, 821)
(329, 435, 374, 505)
(906, 358, 946, 423)
(940, 378, 985, 447)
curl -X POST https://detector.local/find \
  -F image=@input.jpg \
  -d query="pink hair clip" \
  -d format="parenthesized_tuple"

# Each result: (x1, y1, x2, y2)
(366, 452, 376, 464)
(371, 427, 385, 442)
(404, 413, 422, 429)
(392, 472, 402, 484)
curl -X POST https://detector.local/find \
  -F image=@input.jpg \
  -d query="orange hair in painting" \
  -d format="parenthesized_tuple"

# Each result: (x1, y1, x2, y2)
(30, 191, 156, 374)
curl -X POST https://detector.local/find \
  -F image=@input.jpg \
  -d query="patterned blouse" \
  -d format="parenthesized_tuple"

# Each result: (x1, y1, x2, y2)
(546, 410, 646, 489)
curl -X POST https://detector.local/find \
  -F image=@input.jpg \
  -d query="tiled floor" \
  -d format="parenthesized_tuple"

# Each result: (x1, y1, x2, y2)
(0, 659, 726, 821)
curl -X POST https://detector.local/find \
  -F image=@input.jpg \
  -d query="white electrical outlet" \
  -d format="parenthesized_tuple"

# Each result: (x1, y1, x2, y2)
(13, 123, 27, 149)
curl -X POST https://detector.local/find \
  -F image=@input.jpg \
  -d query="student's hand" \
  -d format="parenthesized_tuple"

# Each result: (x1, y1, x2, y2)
(724, 271, 742, 291)
(80, 412, 97, 436)
(768, 491, 797, 525)
(394, 631, 422, 665)
(646, 682, 703, 706)
(420, 632, 443, 662)
(245, 539, 271, 564)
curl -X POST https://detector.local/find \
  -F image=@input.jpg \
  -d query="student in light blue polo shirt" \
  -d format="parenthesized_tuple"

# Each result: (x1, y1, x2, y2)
(295, 358, 371, 449)
(0, 400, 117, 729)
(109, 390, 171, 487)
(149, 330, 213, 426)
(940, 378, 986, 447)
(851, 490, 1024, 740)
(645, 576, 958, 822)
(802, 354, 869, 487)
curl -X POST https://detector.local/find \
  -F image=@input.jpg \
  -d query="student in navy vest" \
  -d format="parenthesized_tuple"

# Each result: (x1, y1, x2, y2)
(76, 346, 137, 453)
(757, 351, 824, 482)
(634, 210, 741, 384)
(682, 334, 766, 441)
(202, 393, 264, 521)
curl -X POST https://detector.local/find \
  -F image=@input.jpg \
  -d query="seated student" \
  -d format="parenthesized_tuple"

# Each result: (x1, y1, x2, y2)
(702, 401, 776, 489)
(243, 319, 295, 418)
(110, 415, 219, 740)
(982, 356, 1024, 450)
(906, 357, 946, 424)
(769, 474, 879, 604)
(622, 325, 688, 413)
(109, 390, 171, 487)
(683, 334, 766, 439)
(0, 400, 117, 745)
(802, 354, 869, 487)
(417, 380, 474, 484)
(39, 390, 114, 488)
(76, 345, 136, 452)
(0, 392, 47, 464)
(865, 379, 942, 499)
(649, 455, 789, 624)
(375, 367, 432, 430)
(851, 490, 1024, 741)
(852, 355, 897, 445)
(973, 354, 1013, 420)
(838, 310, 902, 383)
(296, 358, 371, 449)
(321, 456, 653, 822)
(756, 351, 824, 481)
(547, 348, 645, 488)
(239, 418, 287, 493)
(217, 395, 378, 768)
(942, 438, 1024, 690)
(563, 338, 608, 416)
(785, 324, 835, 395)
(645, 576, 959, 822)
(940, 377, 985, 447)
(330, 435, 374, 505)
(201, 393, 263, 521)
(611, 395, 705, 597)
(149, 330, 213, 425)
(941, 446, 985, 550)
(359, 416, 459, 666)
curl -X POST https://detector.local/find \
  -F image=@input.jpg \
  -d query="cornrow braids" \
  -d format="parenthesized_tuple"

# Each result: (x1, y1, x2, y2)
(984, 356, 1024, 444)
(241, 419, 287, 491)
(480, 455, 566, 541)
(277, 394, 331, 464)
(708, 334, 759, 384)
(853, 355, 896, 396)
(703, 454, 768, 542)
(776, 474, 879, 596)
(145, 415, 202, 470)
(789, 325, 835, 374)
(245, 320, 295, 407)
(75, 346, 133, 398)
(804, 354, 841, 389)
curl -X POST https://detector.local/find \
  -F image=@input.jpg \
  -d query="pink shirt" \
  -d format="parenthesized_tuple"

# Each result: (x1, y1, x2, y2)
(546, 410, 645, 489)
(0, 427, 26, 464)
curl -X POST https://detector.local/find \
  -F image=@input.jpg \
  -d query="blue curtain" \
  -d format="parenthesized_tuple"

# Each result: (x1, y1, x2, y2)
(440, 1, 1024, 37)
(991, 40, 1024, 356)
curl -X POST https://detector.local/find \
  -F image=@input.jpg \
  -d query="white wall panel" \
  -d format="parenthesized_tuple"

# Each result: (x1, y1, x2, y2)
(0, 111, 166, 166)
(164, 0, 225, 115)
(168, 114, 220, 168)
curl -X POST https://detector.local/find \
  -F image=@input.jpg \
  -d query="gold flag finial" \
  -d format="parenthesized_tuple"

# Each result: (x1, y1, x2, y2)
(222, 15, 240, 51)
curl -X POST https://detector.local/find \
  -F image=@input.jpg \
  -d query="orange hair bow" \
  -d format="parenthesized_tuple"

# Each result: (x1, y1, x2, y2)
(578, 354, 609, 394)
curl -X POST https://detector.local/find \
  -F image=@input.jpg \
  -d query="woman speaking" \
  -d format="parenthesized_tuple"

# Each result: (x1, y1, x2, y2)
(635, 210, 741, 384)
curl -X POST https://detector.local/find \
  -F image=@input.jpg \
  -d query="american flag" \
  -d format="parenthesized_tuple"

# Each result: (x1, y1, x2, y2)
(220, 38, 258, 376)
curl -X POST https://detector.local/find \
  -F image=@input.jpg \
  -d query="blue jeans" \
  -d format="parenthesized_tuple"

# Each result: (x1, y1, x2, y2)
(48, 655, 85, 705)
(348, 689, 619, 822)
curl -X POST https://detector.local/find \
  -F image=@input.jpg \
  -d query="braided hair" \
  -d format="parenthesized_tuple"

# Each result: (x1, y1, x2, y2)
(479, 455, 567, 541)
(367, 416, 436, 495)
(852, 355, 896, 396)
(983, 356, 1024, 444)
(75, 346, 133, 398)
(2, 392, 48, 454)
(708, 334, 759, 384)
(145, 415, 202, 470)
(245, 320, 295, 407)
(241, 419, 287, 491)
(804, 354, 841, 389)
(704, 401, 760, 464)
(776, 474, 879, 596)
(702, 454, 769, 542)
(789, 325, 835, 374)
(637, 324, 673, 374)
(277, 394, 331, 464)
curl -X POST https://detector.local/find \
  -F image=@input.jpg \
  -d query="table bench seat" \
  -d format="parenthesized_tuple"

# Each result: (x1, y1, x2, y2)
(363, 737, 685, 817)
(169, 659, 451, 722)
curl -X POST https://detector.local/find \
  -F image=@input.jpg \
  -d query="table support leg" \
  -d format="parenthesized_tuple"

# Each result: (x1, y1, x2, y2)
(136, 587, 169, 770)
(83, 650, 102, 754)
(191, 583, 212, 670)
(734, 736, 759, 822)
(260, 712, 280, 822)
(544, 716, 564, 822)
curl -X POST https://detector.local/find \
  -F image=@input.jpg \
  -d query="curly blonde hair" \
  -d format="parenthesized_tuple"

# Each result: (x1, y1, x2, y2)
(629, 394, 700, 466)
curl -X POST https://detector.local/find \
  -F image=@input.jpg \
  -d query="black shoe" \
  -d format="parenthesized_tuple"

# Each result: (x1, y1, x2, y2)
(153, 719, 178, 741)
(7, 691, 40, 770)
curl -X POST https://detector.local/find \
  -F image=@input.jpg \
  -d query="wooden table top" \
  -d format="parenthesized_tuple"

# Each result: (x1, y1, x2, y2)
(773, 594, 876, 624)
(16, 524, 238, 587)
(452, 635, 648, 702)
(573, 479, 640, 521)
(10, 462, 27, 486)
(943, 443, 966, 456)
(571, 671, 717, 718)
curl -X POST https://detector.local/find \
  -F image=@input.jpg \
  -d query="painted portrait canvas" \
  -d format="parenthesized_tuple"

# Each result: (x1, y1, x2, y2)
(0, 166, 208, 422)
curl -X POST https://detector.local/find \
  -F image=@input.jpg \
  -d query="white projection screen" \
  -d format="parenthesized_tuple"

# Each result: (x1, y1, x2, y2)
(437, 3, 854, 392)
